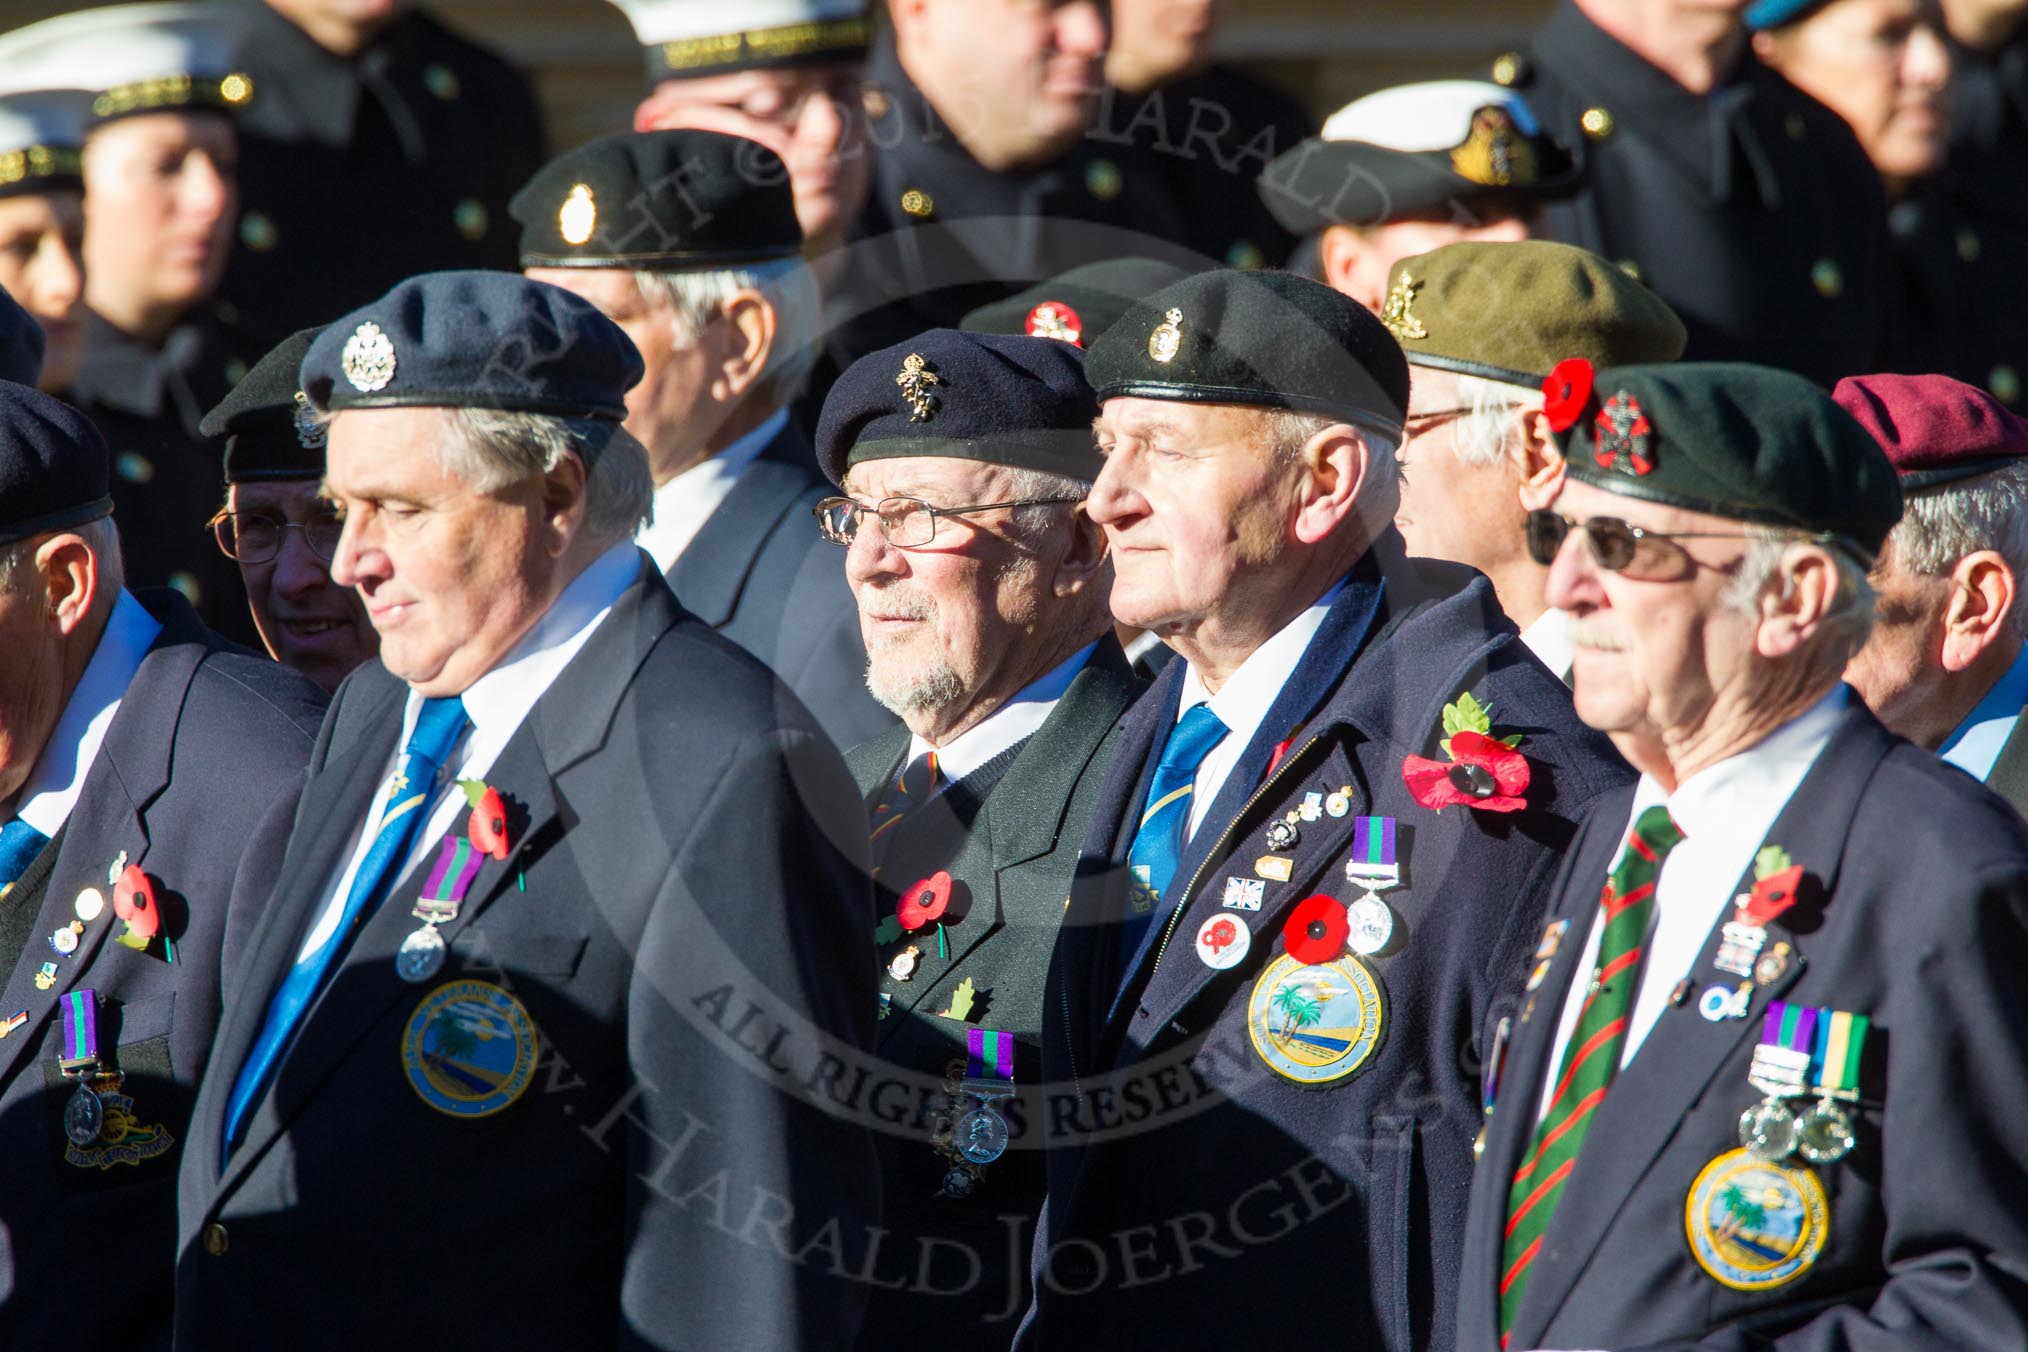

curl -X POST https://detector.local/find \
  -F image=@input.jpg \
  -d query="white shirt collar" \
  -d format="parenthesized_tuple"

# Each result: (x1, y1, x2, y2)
(1122, 629, 1168, 667)
(11, 590, 162, 837)
(1520, 606, 1575, 681)
(907, 641, 1098, 783)
(1940, 642, 2028, 781)
(1658, 685, 1849, 844)
(635, 408, 788, 574)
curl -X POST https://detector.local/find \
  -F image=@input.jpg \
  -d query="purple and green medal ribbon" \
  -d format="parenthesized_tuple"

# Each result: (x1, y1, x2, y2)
(1347, 816, 1399, 886)
(966, 1027, 1014, 1088)
(1811, 1008, 1868, 1100)
(60, 988, 98, 1072)
(413, 835, 487, 925)
(1763, 1000, 1819, 1059)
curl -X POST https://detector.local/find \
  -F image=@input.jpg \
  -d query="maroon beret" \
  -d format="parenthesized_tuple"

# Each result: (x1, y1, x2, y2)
(1831, 373, 2028, 490)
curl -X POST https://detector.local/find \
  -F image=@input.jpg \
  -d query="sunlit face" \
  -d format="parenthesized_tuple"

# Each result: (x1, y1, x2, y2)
(1088, 398, 1299, 638)
(524, 267, 712, 482)
(227, 480, 377, 694)
(1541, 478, 1760, 747)
(1756, 0, 1953, 185)
(0, 191, 85, 391)
(0, 540, 71, 804)
(82, 112, 236, 322)
(1109, 0, 1222, 84)
(634, 64, 871, 255)
(1326, 212, 1535, 313)
(841, 456, 1070, 725)
(1394, 366, 1532, 572)
(325, 407, 577, 696)
(1842, 533, 1952, 732)
(905, 0, 1108, 165)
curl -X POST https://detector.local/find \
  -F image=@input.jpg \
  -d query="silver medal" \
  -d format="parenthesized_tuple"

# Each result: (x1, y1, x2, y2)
(1345, 894, 1394, 956)
(956, 1105, 1009, 1164)
(395, 925, 447, 983)
(1738, 1097, 1800, 1162)
(1795, 1098, 1857, 1165)
(63, 1081, 104, 1147)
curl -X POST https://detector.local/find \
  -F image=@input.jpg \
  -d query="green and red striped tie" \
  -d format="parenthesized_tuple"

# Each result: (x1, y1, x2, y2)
(1499, 804, 1684, 1342)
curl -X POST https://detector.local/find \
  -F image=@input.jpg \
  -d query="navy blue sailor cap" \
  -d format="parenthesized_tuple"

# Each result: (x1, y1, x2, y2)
(301, 270, 644, 421)
(815, 329, 1101, 489)
(0, 379, 112, 547)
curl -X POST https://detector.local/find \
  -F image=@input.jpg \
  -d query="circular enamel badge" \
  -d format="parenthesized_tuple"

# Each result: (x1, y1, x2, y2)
(1245, 952, 1386, 1086)
(401, 979, 538, 1118)
(1685, 1148, 1829, 1291)
(1195, 913, 1251, 970)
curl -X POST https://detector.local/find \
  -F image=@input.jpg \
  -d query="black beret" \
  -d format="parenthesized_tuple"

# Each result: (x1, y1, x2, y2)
(1085, 269, 1409, 433)
(202, 326, 327, 483)
(0, 286, 45, 388)
(0, 379, 111, 547)
(512, 130, 802, 270)
(960, 258, 1193, 349)
(815, 329, 1100, 488)
(302, 271, 644, 422)
(1552, 361, 1903, 555)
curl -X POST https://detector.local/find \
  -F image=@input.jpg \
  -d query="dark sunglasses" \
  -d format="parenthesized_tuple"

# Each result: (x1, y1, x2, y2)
(1525, 509, 1756, 579)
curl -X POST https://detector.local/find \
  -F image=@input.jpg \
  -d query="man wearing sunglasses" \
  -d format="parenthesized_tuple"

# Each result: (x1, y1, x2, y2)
(1458, 363, 2028, 1349)
(1383, 239, 1686, 682)
(1023, 269, 1629, 1349)
(202, 326, 377, 695)
(815, 327, 1139, 1342)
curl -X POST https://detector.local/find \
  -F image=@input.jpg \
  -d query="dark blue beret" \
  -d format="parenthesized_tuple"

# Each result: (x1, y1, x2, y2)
(0, 379, 111, 547)
(301, 271, 644, 421)
(203, 326, 326, 482)
(1086, 269, 1410, 435)
(0, 286, 45, 388)
(815, 329, 1099, 488)
(512, 130, 802, 269)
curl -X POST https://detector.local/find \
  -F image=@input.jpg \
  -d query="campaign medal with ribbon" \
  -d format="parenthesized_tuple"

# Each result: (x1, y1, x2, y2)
(1244, 896, 1387, 1086)
(1341, 816, 1400, 956)
(396, 780, 510, 982)
(59, 990, 105, 1146)
(1797, 1009, 1867, 1165)
(1739, 1001, 1817, 1161)
(936, 1027, 1015, 1198)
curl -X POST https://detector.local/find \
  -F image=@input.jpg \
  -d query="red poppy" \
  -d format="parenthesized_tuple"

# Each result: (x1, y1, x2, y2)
(1284, 895, 1349, 965)
(467, 785, 510, 860)
(1402, 731, 1531, 813)
(113, 864, 159, 939)
(1745, 864, 1806, 924)
(1543, 357, 1595, 432)
(898, 871, 953, 932)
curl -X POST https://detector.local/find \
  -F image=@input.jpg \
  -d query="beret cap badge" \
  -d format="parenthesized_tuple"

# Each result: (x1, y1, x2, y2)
(1450, 105, 1537, 188)
(896, 353, 942, 422)
(559, 183, 597, 247)
(291, 392, 328, 450)
(1148, 308, 1184, 363)
(1594, 389, 1655, 476)
(1381, 275, 1429, 343)
(1026, 301, 1084, 346)
(340, 322, 397, 393)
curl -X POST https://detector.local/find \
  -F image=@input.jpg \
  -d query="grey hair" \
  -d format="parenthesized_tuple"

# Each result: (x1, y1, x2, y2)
(1261, 407, 1401, 535)
(1447, 371, 1538, 470)
(440, 409, 654, 553)
(633, 257, 822, 407)
(1886, 462, 2028, 634)
(0, 514, 124, 598)
(997, 465, 1092, 543)
(1723, 527, 1878, 682)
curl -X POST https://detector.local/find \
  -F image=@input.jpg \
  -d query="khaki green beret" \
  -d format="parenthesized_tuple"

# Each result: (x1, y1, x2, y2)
(1381, 240, 1687, 388)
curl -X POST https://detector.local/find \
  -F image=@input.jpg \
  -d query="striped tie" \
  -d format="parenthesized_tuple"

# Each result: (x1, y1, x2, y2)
(1499, 804, 1684, 1340)
(222, 696, 470, 1159)
(1115, 703, 1229, 982)
(868, 750, 939, 879)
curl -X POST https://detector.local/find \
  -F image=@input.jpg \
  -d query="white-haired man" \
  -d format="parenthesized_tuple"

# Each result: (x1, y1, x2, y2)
(174, 271, 879, 1349)
(1840, 372, 2028, 806)
(1457, 361, 2028, 1349)
(515, 127, 891, 748)
(1382, 238, 1686, 678)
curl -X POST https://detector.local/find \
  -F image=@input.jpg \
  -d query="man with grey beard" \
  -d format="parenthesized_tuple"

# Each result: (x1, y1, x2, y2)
(812, 327, 1143, 1344)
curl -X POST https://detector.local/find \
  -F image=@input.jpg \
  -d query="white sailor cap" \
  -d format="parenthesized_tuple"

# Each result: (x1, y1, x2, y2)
(607, 0, 869, 82)
(1321, 81, 1547, 150)
(0, 90, 89, 199)
(0, 3, 253, 126)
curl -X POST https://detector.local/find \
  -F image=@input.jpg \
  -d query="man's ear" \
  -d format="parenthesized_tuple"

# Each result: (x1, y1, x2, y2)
(1050, 503, 1111, 599)
(539, 451, 591, 559)
(1318, 225, 1378, 310)
(1291, 423, 1368, 546)
(711, 290, 777, 404)
(1756, 544, 1838, 659)
(1941, 550, 2017, 672)
(35, 533, 99, 637)
(1513, 406, 1566, 513)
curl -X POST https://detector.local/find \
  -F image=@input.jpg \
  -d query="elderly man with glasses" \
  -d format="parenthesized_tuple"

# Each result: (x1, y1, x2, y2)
(203, 327, 377, 694)
(814, 327, 1140, 1344)
(1457, 362, 2028, 1350)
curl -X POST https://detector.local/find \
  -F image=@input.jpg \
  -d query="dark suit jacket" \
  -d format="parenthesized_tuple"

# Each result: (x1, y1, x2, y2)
(1023, 546, 1632, 1352)
(174, 558, 881, 1350)
(0, 590, 325, 1351)
(667, 418, 894, 752)
(846, 640, 1143, 1346)
(1458, 699, 2028, 1351)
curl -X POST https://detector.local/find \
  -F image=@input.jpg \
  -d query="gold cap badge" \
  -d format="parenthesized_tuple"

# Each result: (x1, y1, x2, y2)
(1450, 106, 1537, 188)
(341, 322, 397, 393)
(560, 183, 597, 247)
(292, 392, 327, 449)
(1381, 275, 1428, 342)
(1149, 308, 1184, 363)
(896, 353, 941, 422)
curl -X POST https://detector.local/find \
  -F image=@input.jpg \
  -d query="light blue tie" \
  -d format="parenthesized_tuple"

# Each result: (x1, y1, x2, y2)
(1116, 703, 1229, 984)
(0, 818, 50, 897)
(223, 696, 469, 1159)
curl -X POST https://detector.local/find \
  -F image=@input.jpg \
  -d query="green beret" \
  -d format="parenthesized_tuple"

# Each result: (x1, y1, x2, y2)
(1384, 240, 1686, 386)
(1085, 269, 1408, 434)
(1552, 361, 1903, 555)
